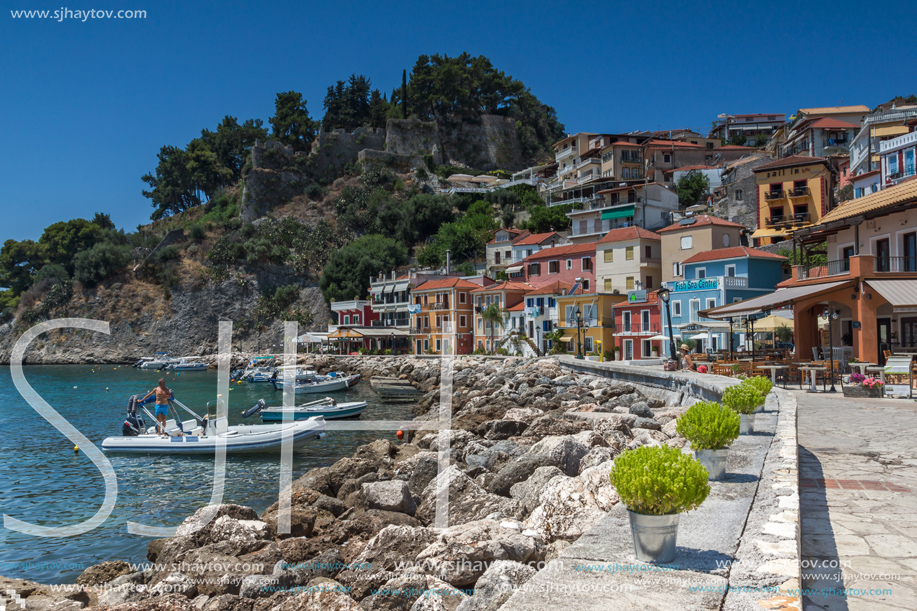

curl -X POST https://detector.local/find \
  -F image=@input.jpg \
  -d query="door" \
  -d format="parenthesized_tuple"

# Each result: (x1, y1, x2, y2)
(878, 318, 892, 365)
(623, 311, 632, 333)
(624, 340, 633, 360)
(903, 233, 916, 272)
(876, 238, 890, 272)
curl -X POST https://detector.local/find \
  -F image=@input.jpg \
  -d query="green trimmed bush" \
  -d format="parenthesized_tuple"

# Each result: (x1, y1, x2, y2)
(676, 401, 740, 451)
(742, 376, 772, 402)
(608, 445, 711, 515)
(722, 384, 763, 415)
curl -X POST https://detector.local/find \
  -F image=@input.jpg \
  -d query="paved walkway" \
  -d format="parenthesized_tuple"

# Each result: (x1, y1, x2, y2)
(796, 390, 917, 610)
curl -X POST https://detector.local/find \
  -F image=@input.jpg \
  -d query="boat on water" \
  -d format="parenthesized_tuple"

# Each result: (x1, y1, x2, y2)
(246, 396, 368, 421)
(236, 356, 277, 382)
(168, 358, 210, 372)
(101, 395, 326, 454)
(133, 353, 182, 370)
(270, 372, 359, 394)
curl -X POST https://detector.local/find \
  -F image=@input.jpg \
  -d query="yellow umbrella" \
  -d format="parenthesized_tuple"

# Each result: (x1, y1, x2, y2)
(752, 315, 793, 332)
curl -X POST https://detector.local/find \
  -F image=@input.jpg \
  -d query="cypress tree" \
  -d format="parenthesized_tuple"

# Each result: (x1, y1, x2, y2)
(401, 69, 408, 118)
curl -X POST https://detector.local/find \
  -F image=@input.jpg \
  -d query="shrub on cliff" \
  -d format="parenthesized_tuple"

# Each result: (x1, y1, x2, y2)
(73, 242, 131, 287)
(320, 234, 408, 302)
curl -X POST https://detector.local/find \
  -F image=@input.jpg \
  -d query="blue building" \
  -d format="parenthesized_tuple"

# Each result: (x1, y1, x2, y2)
(662, 246, 788, 353)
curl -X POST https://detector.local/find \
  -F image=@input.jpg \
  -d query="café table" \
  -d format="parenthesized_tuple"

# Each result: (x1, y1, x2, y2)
(865, 365, 886, 387)
(848, 362, 875, 377)
(760, 364, 788, 388)
(798, 365, 826, 393)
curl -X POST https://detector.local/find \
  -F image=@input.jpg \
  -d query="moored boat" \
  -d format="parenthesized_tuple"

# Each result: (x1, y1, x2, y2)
(248, 397, 368, 421)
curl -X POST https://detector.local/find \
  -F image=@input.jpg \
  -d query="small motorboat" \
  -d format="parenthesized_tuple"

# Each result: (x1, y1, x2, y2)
(133, 353, 182, 370)
(271, 372, 357, 394)
(101, 395, 326, 454)
(168, 359, 210, 372)
(246, 396, 368, 421)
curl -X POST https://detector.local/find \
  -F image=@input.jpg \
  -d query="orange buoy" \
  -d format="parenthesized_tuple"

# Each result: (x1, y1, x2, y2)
(396, 430, 404, 440)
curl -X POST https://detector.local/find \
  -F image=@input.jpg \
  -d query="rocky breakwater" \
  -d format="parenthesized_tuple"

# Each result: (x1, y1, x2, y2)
(8, 357, 692, 611)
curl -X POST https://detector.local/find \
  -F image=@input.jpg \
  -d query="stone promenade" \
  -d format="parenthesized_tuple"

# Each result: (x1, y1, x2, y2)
(796, 390, 917, 610)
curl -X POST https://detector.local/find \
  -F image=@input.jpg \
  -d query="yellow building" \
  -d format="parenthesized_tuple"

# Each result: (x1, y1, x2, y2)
(751, 155, 833, 246)
(555, 290, 625, 357)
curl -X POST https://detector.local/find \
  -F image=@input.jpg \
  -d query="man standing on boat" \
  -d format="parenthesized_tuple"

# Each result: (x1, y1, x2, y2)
(141, 379, 173, 437)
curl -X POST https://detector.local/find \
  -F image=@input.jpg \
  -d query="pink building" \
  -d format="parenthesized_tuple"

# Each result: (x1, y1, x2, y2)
(514, 243, 597, 292)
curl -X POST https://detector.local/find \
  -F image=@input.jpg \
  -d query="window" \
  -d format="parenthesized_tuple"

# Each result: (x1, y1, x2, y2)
(725, 265, 736, 277)
(696, 268, 706, 279)
(529, 263, 540, 275)
(536, 298, 544, 307)
(566, 259, 573, 270)
(706, 298, 717, 310)
(459, 292, 466, 304)
(645, 245, 652, 259)
(435, 339, 441, 352)
(673, 262, 682, 277)
(582, 257, 592, 271)
(549, 261, 560, 274)
(459, 315, 466, 327)
(424, 295, 429, 305)
(723, 233, 731, 247)
(584, 337, 593, 352)
(477, 318, 483, 330)
(889, 155, 899, 174)
(505, 250, 512, 261)
(579, 220, 588, 235)
(626, 276, 635, 290)
(604, 249, 614, 263)
(664, 154, 671, 163)
(642, 339, 652, 358)
(353, 314, 360, 324)
(582, 279, 590, 291)
(680, 235, 693, 249)
(689, 299, 700, 322)
(735, 189, 743, 201)
(436, 315, 441, 328)
(645, 276, 653, 288)
(672, 301, 682, 317)
(642, 310, 650, 330)
(527, 249, 533, 257)
(526, 298, 533, 307)
(425, 316, 430, 328)
(548, 298, 555, 307)
(604, 278, 612, 292)
(494, 251, 501, 264)
(424, 339, 429, 351)
(626, 246, 634, 260)
(565, 305, 576, 325)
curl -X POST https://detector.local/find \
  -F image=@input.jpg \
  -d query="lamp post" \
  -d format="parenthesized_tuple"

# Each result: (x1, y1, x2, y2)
(575, 306, 584, 359)
(657, 287, 677, 364)
(821, 307, 840, 392)
(727, 316, 735, 359)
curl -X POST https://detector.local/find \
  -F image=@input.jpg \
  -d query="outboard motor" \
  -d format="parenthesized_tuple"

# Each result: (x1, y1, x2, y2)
(122, 394, 145, 436)
(241, 399, 267, 419)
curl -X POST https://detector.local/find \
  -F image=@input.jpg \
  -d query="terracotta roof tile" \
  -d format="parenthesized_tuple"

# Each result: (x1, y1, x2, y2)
(413, 278, 482, 291)
(518, 243, 596, 263)
(512, 231, 562, 246)
(816, 176, 917, 225)
(470, 281, 535, 293)
(752, 155, 828, 172)
(681, 246, 787, 265)
(808, 117, 860, 130)
(657, 214, 746, 233)
(525, 281, 573, 296)
(596, 226, 661, 244)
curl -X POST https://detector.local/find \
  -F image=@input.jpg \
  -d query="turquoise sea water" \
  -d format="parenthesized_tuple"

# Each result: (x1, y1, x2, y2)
(0, 365, 413, 584)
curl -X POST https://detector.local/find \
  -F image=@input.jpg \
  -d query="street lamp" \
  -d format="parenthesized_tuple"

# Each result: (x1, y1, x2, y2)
(575, 306, 584, 359)
(657, 287, 677, 364)
(821, 307, 840, 392)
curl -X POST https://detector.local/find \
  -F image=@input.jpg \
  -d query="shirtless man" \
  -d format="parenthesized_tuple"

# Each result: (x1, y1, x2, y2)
(141, 379, 173, 437)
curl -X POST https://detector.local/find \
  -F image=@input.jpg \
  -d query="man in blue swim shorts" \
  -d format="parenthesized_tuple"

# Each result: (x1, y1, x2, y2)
(141, 378, 173, 437)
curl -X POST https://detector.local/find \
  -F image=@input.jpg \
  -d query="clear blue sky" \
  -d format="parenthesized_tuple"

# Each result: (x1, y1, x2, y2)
(3, 0, 915, 242)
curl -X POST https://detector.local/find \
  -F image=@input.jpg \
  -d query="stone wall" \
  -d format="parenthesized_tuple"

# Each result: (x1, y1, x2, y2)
(715, 155, 773, 231)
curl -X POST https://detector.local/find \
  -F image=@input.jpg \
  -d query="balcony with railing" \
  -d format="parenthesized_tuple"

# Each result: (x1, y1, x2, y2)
(796, 259, 851, 281)
(722, 276, 749, 288)
(555, 147, 576, 162)
(617, 322, 660, 335)
(764, 189, 786, 201)
(876, 256, 917, 273)
(787, 186, 811, 198)
(372, 317, 410, 327)
(764, 212, 810, 229)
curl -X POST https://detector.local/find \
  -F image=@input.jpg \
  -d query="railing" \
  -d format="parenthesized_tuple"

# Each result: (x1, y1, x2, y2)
(372, 318, 409, 327)
(555, 147, 576, 161)
(877, 256, 917, 273)
(880, 130, 917, 153)
(429, 302, 449, 311)
(617, 322, 660, 334)
(796, 259, 850, 280)
(764, 189, 785, 200)
(765, 213, 810, 228)
(722, 276, 749, 288)
(788, 186, 810, 197)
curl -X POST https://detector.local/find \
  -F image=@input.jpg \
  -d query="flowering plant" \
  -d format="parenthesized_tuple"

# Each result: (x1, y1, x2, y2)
(849, 373, 865, 384)
(861, 377, 884, 389)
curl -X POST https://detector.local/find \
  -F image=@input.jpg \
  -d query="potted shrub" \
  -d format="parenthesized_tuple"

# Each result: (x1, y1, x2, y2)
(843, 374, 884, 398)
(741, 376, 773, 413)
(609, 446, 711, 563)
(613, 346, 621, 361)
(722, 385, 763, 434)
(675, 401, 740, 480)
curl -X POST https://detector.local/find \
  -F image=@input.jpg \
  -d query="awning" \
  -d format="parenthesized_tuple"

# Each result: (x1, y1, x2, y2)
(328, 327, 411, 339)
(559, 336, 575, 343)
(750, 228, 789, 240)
(383, 284, 394, 294)
(601, 205, 635, 221)
(506, 265, 523, 273)
(867, 280, 917, 308)
(874, 125, 909, 138)
(393, 281, 409, 293)
(702, 280, 852, 319)
(677, 321, 732, 332)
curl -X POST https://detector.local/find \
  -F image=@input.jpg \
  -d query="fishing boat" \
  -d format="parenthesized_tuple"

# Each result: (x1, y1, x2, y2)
(238, 356, 277, 382)
(247, 397, 368, 421)
(270, 372, 357, 394)
(133, 353, 182, 370)
(168, 358, 210, 372)
(101, 395, 326, 454)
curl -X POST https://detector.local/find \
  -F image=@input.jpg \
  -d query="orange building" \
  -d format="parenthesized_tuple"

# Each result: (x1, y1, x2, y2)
(409, 278, 479, 355)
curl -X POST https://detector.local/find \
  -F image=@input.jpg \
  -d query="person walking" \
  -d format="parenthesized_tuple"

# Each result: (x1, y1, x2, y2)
(141, 378, 173, 437)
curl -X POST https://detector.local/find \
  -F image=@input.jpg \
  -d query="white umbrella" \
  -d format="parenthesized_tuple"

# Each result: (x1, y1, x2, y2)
(649, 334, 674, 341)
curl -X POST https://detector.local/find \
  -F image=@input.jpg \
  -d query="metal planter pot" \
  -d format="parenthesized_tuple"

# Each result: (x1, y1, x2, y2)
(627, 510, 679, 564)
(740, 413, 755, 435)
(695, 448, 729, 481)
